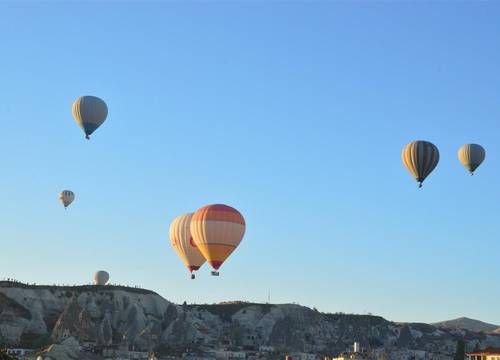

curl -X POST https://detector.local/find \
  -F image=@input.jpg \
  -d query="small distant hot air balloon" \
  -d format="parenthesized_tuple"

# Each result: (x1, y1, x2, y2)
(93, 271, 109, 285)
(169, 213, 206, 279)
(402, 140, 440, 188)
(58, 190, 75, 209)
(190, 204, 246, 276)
(72, 96, 108, 139)
(458, 144, 485, 175)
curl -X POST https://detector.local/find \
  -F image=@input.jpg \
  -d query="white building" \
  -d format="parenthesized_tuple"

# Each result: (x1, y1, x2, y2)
(258, 345, 274, 352)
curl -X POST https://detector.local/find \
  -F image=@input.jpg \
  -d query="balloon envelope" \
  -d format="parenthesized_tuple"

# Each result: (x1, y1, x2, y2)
(59, 190, 75, 208)
(72, 96, 108, 139)
(93, 271, 109, 285)
(458, 144, 485, 174)
(402, 140, 439, 187)
(169, 213, 206, 273)
(190, 204, 245, 271)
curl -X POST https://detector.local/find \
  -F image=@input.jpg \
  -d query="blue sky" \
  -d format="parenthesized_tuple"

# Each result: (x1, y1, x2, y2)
(0, 2, 499, 324)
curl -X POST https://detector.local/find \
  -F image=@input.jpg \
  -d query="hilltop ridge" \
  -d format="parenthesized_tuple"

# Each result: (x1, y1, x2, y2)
(0, 280, 158, 296)
(1, 281, 500, 359)
(433, 317, 500, 334)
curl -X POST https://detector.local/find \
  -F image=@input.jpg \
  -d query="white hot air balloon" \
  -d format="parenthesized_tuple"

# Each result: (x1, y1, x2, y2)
(93, 271, 109, 285)
(169, 213, 206, 279)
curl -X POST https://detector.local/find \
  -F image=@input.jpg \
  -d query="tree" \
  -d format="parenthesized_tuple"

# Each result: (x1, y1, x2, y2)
(18, 332, 51, 349)
(454, 339, 465, 360)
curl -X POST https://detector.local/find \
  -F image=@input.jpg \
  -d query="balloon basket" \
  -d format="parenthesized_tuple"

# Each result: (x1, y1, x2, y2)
(211, 271, 219, 276)
(191, 274, 195, 280)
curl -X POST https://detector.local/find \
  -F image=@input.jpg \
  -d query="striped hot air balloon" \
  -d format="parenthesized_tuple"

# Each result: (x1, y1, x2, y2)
(72, 96, 108, 139)
(402, 140, 440, 188)
(190, 204, 246, 276)
(169, 213, 206, 279)
(58, 190, 75, 209)
(458, 144, 485, 175)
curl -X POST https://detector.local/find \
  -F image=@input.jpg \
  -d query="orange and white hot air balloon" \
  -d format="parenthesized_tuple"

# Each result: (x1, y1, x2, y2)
(190, 204, 246, 276)
(169, 213, 206, 279)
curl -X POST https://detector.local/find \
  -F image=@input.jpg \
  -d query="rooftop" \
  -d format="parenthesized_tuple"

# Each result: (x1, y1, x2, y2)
(466, 353, 500, 356)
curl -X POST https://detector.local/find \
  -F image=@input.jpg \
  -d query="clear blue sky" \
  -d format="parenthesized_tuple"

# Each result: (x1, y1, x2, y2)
(0, 2, 499, 324)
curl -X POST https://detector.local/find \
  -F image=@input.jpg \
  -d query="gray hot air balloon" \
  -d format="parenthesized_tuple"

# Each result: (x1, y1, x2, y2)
(72, 96, 108, 139)
(402, 140, 440, 188)
(458, 144, 486, 175)
(93, 271, 110, 285)
(58, 190, 75, 209)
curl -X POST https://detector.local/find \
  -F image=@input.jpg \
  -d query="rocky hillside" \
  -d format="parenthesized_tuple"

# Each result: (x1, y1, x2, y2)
(1, 281, 499, 359)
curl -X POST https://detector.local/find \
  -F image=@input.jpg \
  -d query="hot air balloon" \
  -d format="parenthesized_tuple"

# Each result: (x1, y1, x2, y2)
(169, 213, 206, 279)
(72, 96, 108, 139)
(93, 271, 109, 285)
(190, 204, 245, 276)
(58, 190, 75, 209)
(402, 140, 440, 188)
(458, 144, 485, 175)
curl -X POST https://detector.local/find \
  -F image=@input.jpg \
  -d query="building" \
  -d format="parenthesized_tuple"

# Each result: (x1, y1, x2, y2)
(332, 353, 368, 360)
(332, 342, 368, 360)
(209, 350, 247, 359)
(287, 353, 317, 360)
(258, 345, 274, 352)
(466, 352, 500, 360)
